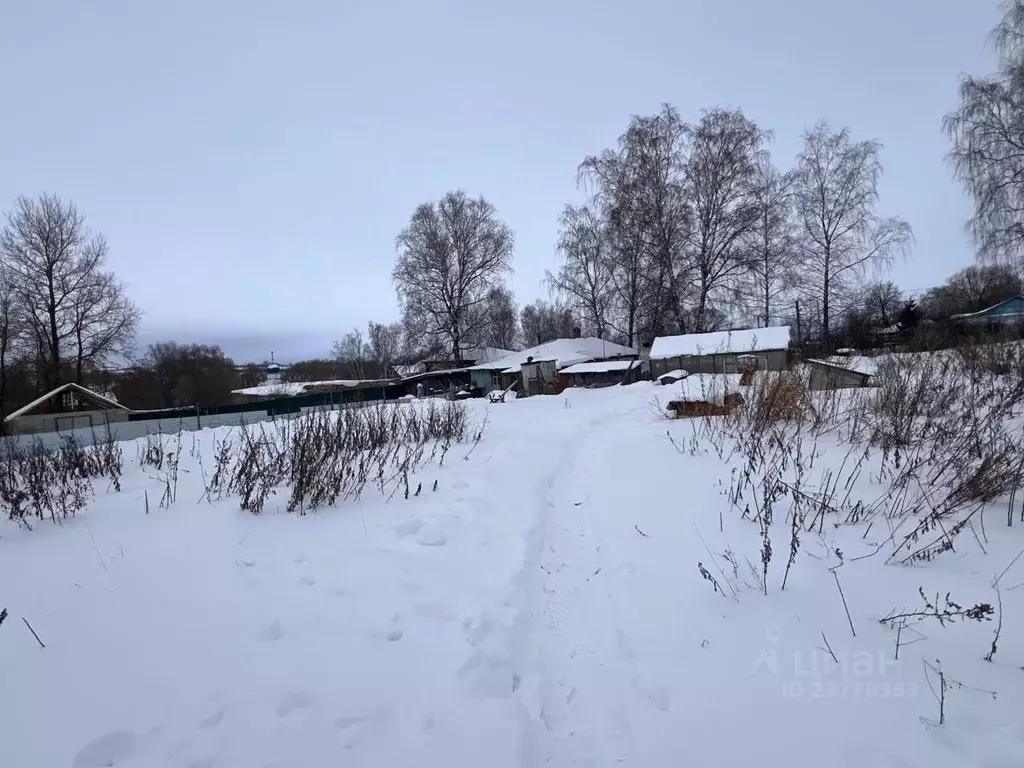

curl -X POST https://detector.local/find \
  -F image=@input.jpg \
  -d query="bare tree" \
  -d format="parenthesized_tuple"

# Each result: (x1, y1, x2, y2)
(684, 108, 770, 332)
(477, 285, 518, 350)
(69, 270, 140, 383)
(920, 263, 1023, 318)
(745, 157, 797, 327)
(520, 300, 574, 346)
(139, 342, 238, 409)
(578, 104, 690, 345)
(366, 321, 402, 375)
(579, 146, 650, 346)
(393, 191, 514, 363)
(549, 205, 614, 339)
(793, 122, 913, 340)
(861, 280, 904, 328)
(0, 194, 141, 390)
(332, 327, 370, 363)
(0, 272, 25, 422)
(945, 1, 1024, 264)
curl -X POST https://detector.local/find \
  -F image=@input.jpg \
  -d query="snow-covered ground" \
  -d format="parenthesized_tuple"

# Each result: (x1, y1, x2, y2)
(2, 382, 1023, 767)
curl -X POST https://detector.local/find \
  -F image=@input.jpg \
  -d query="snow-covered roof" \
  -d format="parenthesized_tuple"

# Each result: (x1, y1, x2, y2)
(464, 347, 515, 363)
(805, 359, 874, 378)
(672, 374, 745, 405)
(649, 326, 791, 360)
(419, 347, 515, 364)
(5, 383, 129, 422)
(951, 295, 1024, 321)
(231, 379, 371, 397)
(560, 360, 638, 375)
(470, 338, 637, 372)
(823, 356, 879, 376)
(657, 369, 689, 382)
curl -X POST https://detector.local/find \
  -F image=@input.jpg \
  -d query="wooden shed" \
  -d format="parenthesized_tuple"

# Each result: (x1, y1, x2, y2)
(4, 383, 130, 436)
(649, 327, 791, 378)
(520, 358, 558, 396)
(560, 360, 640, 388)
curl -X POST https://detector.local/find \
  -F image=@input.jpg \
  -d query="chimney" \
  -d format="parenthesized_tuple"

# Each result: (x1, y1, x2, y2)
(572, 326, 581, 339)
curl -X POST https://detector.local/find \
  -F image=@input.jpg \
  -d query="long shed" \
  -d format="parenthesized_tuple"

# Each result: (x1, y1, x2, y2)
(648, 327, 792, 378)
(560, 360, 640, 388)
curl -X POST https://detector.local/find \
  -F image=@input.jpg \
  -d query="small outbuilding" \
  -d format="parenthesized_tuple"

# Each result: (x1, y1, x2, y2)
(520, 358, 559, 396)
(649, 326, 792, 379)
(4, 383, 130, 436)
(804, 359, 874, 391)
(560, 360, 640, 389)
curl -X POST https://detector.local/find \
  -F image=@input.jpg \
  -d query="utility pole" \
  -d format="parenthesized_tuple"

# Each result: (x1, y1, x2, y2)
(795, 300, 802, 347)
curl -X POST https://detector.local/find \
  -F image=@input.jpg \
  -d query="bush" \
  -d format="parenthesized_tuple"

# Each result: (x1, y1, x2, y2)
(0, 428, 125, 528)
(211, 399, 476, 515)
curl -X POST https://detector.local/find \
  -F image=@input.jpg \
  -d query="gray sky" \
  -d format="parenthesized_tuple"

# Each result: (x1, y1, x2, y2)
(0, 0, 1003, 362)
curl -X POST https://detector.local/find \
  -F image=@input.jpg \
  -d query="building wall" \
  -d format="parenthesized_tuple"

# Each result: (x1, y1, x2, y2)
(564, 368, 639, 388)
(8, 408, 130, 436)
(650, 349, 788, 377)
(521, 361, 557, 396)
(470, 369, 496, 392)
(1, 407, 310, 450)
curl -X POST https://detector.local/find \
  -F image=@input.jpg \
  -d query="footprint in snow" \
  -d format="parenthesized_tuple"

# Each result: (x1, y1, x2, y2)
(72, 731, 137, 768)
(414, 601, 457, 622)
(167, 740, 190, 759)
(457, 652, 519, 699)
(452, 479, 470, 489)
(333, 715, 367, 731)
(415, 527, 447, 547)
(293, 555, 308, 563)
(259, 621, 285, 642)
(190, 759, 216, 768)
(276, 692, 313, 717)
(395, 517, 425, 537)
(299, 575, 316, 587)
(463, 615, 494, 647)
(198, 709, 225, 729)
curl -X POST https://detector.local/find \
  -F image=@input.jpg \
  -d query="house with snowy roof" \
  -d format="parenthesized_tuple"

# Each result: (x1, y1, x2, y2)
(648, 326, 792, 378)
(469, 336, 638, 395)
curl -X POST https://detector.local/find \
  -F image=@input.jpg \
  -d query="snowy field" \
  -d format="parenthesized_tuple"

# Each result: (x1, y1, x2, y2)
(2, 379, 1024, 767)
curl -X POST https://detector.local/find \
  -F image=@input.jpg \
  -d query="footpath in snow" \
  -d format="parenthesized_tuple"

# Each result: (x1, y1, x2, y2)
(1, 383, 1023, 767)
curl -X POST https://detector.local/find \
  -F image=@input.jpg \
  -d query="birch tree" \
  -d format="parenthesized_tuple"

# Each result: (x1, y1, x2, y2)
(393, 191, 514, 363)
(684, 108, 769, 332)
(793, 123, 912, 340)
(746, 157, 797, 327)
(946, 1, 1024, 264)
(549, 204, 614, 338)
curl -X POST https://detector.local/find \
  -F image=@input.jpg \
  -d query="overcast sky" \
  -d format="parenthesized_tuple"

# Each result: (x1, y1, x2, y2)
(0, 0, 1004, 363)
